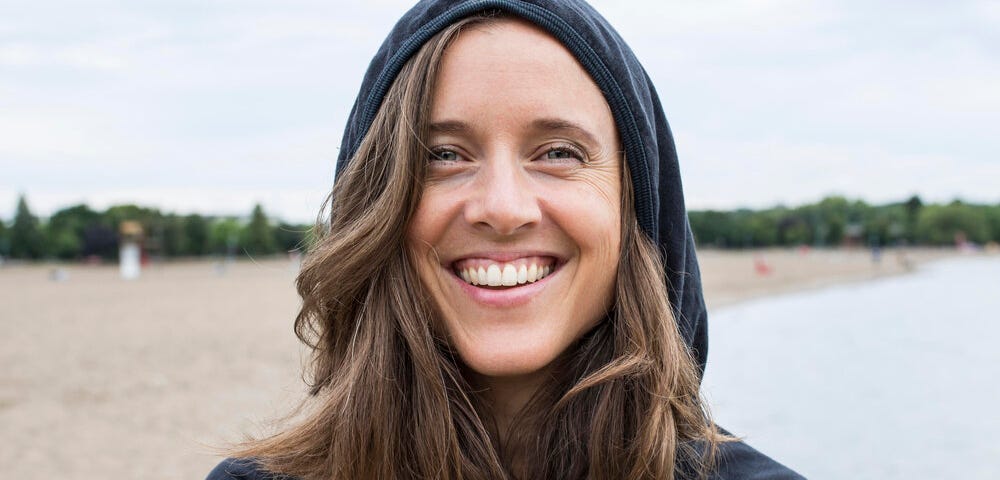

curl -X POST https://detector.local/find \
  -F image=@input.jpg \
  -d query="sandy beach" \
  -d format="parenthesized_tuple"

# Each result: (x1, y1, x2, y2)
(0, 247, 978, 479)
(696, 246, 961, 309)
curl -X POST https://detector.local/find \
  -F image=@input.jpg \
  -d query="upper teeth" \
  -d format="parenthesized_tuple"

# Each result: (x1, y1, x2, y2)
(458, 262, 553, 287)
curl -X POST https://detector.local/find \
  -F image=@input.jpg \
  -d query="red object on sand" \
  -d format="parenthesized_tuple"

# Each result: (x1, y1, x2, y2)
(754, 256, 772, 276)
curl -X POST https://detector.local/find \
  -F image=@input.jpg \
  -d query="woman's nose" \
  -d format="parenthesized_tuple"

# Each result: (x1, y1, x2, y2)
(464, 159, 542, 236)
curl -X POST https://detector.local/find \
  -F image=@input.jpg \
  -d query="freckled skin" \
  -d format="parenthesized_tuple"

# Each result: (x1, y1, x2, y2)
(406, 19, 621, 395)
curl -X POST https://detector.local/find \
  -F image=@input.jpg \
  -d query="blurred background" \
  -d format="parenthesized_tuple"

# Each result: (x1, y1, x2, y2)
(1, 1, 998, 478)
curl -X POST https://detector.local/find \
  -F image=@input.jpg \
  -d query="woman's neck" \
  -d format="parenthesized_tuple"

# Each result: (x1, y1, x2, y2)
(474, 368, 551, 443)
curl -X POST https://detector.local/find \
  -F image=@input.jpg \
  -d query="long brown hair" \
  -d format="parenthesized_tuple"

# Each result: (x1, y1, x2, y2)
(230, 13, 725, 480)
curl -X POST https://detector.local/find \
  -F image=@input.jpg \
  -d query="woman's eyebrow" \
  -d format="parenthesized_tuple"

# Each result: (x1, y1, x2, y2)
(428, 117, 602, 149)
(428, 120, 470, 134)
(528, 118, 601, 149)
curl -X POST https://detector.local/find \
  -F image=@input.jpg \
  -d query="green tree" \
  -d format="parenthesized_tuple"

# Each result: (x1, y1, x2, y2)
(779, 217, 811, 246)
(744, 209, 768, 246)
(10, 194, 44, 259)
(772, 206, 811, 246)
(45, 226, 81, 259)
(815, 196, 850, 245)
(752, 207, 782, 246)
(46, 204, 101, 259)
(689, 210, 737, 247)
(0, 219, 9, 256)
(160, 214, 189, 257)
(102, 204, 162, 235)
(184, 214, 210, 256)
(985, 205, 1000, 243)
(904, 195, 923, 242)
(210, 218, 243, 256)
(274, 222, 310, 253)
(242, 204, 277, 255)
(916, 202, 989, 245)
(863, 210, 891, 246)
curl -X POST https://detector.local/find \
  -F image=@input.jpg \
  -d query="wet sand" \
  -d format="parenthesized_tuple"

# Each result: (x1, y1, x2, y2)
(0, 247, 972, 479)
(697, 246, 961, 309)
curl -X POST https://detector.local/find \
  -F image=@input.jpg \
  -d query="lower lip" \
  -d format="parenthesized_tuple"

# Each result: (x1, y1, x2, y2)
(450, 267, 556, 308)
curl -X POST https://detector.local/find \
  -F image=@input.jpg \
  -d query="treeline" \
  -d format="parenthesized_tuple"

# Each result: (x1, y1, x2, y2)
(689, 195, 1000, 248)
(3, 194, 998, 261)
(0, 195, 313, 261)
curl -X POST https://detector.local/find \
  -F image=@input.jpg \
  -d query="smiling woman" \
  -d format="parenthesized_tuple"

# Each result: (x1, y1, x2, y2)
(207, 1, 802, 479)
(408, 19, 622, 397)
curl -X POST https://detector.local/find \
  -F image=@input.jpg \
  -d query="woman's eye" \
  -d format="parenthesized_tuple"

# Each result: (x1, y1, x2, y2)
(541, 145, 585, 163)
(430, 149, 461, 162)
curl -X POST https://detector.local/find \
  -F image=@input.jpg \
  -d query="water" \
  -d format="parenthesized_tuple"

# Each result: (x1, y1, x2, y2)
(701, 256, 1000, 479)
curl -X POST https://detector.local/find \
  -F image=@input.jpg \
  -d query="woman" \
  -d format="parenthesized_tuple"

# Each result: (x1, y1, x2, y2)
(209, 1, 803, 479)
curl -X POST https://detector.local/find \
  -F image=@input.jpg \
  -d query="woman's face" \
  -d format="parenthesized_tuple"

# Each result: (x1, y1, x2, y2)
(407, 19, 621, 380)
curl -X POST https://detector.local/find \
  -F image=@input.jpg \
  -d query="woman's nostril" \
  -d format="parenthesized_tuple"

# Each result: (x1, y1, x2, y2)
(465, 195, 542, 235)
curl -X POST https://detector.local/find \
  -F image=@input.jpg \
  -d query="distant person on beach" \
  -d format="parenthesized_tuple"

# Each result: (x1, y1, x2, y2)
(208, 1, 802, 479)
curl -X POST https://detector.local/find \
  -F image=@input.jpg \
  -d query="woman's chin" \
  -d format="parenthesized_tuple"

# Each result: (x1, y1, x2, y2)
(455, 340, 562, 380)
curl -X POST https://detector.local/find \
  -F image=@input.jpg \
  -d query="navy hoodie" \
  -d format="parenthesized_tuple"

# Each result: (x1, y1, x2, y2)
(208, 1, 804, 478)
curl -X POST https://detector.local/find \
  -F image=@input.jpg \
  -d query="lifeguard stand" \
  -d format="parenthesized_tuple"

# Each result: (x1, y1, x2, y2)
(119, 221, 143, 280)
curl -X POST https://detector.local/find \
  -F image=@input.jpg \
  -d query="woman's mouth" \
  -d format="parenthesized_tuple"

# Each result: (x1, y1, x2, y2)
(452, 256, 558, 289)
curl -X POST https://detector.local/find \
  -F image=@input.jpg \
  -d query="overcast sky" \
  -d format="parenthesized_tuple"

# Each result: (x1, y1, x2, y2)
(2, 0, 998, 223)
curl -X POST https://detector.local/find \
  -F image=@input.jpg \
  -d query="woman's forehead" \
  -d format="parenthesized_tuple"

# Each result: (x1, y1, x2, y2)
(430, 18, 617, 142)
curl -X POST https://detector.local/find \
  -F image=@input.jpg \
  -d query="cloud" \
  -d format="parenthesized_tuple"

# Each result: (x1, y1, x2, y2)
(0, 42, 126, 70)
(0, 103, 146, 155)
(679, 132, 1000, 210)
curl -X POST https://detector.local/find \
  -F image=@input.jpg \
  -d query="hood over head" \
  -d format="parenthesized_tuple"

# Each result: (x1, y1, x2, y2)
(334, 0, 708, 375)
